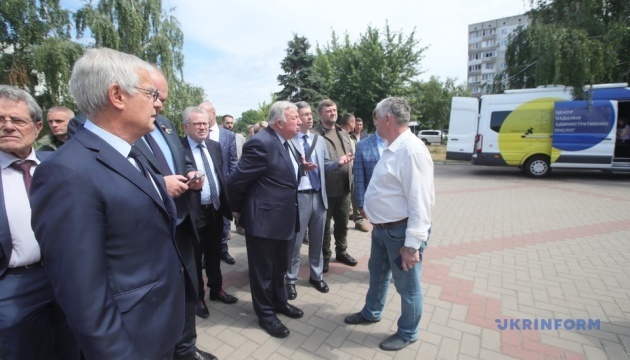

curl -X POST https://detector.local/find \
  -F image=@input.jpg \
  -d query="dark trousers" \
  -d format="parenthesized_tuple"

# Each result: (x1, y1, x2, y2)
(323, 192, 351, 261)
(245, 234, 290, 323)
(174, 217, 200, 357)
(0, 267, 79, 360)
(196, 205, 224, 299)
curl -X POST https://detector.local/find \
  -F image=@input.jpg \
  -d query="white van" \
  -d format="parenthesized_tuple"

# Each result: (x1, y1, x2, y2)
(446, 83, 630, 177)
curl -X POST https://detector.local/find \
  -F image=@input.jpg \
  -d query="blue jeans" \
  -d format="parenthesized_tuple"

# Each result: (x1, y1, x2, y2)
(360, 223, 427, 342)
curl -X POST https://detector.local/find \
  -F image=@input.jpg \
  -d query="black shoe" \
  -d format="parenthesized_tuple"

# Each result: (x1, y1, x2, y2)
(174, 348, 218, 360)
(275, 303, 304, 319)
(336, 253, 358, 267)
(344, 312, 379, 325)
(323, 259, 329, 273)
(309, 278, 329, 293)
(286, 283, 297, 300)
(209, 289, 238, 304)
(259, 318, 290, 338)
(195, 300, 209, 319)
(221, 252, 235, 265)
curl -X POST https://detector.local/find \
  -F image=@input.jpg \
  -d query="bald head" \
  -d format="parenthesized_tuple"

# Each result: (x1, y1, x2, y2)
(199, 102, 217, 127)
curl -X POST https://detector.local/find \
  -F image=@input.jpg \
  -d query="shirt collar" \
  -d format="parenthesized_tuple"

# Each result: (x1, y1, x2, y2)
(384, 128, 413, 153)
(83, 119, 132, 158)
(0, 147, 39, 169)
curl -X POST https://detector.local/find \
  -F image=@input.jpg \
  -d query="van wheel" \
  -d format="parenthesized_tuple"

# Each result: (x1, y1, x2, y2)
(524, 155, 550, 178)
(421, 139, 428, 145)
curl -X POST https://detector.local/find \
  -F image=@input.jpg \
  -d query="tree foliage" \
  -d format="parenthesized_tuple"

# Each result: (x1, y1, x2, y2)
(233, 94, 277, 134)
(314, 22, 427, 131)
(504, 0, 630, 98)
(275, 34, 325, 104)
(406, 76, 470, 130)
(0, 0, 81, 109)
(74, 0, 203, 129)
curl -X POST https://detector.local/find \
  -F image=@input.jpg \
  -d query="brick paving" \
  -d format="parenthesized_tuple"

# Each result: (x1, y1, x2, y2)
(196, 164, 630, 359)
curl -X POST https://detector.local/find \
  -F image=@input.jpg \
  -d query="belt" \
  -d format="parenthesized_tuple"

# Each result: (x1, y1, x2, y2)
(372, 218, 409, 229)
(298, 189, 320, 194)
(6, 260, 45, 274)
(201, 204, 218, 211)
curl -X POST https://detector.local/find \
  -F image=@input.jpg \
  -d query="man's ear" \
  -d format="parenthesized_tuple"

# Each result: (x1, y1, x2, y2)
(109, 84, 125, 110)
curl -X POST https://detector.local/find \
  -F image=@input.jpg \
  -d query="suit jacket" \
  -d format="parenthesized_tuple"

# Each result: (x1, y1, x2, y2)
(66, 113, 87, 139)
(353, 133, 381, 208)
(291, 132, 341, 210)
(181, 137, 232, 221)
(356, 131, 370, 142)
(228, 127, 299, 240)
(0, 150, 51, 276)
(312, 123, 354, 197)
(214, 126, 238, 177)
(30, 127, 186, 360)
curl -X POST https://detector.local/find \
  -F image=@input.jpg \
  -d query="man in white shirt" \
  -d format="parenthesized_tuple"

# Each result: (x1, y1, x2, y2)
(344, 97, 435, 352)
(0, 85, 78, 360)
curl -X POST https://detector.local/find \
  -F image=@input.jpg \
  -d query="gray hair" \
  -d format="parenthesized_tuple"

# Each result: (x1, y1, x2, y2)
(182, 106, 209, 125)
(69, 48, 154, 116)
(267, 101, 297, 126)
(0, 85, 43, 123)
(374, 97, 411, 125)
(295, 101, 311, 111)
(47, 106, 75, 119)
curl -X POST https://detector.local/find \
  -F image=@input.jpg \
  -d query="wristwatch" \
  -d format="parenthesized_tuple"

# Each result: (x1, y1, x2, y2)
(405, 246, 418, 254)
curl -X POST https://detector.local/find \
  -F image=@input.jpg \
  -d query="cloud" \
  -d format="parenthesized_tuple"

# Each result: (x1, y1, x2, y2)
(76, 0, 532, 118)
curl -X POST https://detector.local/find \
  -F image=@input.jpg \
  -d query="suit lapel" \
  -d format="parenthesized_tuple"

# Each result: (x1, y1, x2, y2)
(75, 130, 170, 216)
(154, 116, 181, 173)
(369, 136, 380, 162)
(134, 138, 161, 173)
(0, 174, 10, 275)
(266, 128, 296, 182)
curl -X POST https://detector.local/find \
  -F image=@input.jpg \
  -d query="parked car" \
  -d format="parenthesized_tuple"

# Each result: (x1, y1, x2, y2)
(417, 130, 445, 145)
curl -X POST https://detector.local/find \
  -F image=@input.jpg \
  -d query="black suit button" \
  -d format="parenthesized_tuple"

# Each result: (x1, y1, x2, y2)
(180, 267, 184, 273)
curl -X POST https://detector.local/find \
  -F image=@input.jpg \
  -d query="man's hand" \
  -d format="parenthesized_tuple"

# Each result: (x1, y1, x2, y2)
(399, 247, 421, 271)
(232, 212, 240, 220)
(338, 152, 355, 166)
(301, 158, 318, 171)
(186, 171, 204, 190)
(164, 175, 189, 198)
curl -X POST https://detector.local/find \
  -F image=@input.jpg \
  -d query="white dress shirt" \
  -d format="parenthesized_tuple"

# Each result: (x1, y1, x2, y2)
(208, 123, 220, 143)
(186, 136, 220, 205)
(0, 148, 41, 267)
(295, 131, 318, 190)
(364, 129, 435, 248)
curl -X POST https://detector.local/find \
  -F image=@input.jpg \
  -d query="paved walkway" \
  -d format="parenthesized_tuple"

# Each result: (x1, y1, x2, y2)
(196, 164, 630, 359)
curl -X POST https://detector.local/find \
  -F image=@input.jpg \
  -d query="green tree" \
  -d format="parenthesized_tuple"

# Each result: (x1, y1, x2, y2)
(276, 34, 325, 104)
(0, 0, 82, 109)
(504, 0, 630, 98)
(75, 0, 204, 130)
(233, 94, 277, 134)
(314, 22, 427, 129)
(406, 76, 470, 130)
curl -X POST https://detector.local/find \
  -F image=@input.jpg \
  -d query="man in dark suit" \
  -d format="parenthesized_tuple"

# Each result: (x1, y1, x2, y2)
(0, 85, 78, 360)
(353, 124, 384, 219)
(181, 106, 238, 316)
(30, 48, 190, 359)
(132, 69, 216, 360)
(228, 101, 305, 338)
(353, 117, 370, 142)
(199, 102, 237, 265)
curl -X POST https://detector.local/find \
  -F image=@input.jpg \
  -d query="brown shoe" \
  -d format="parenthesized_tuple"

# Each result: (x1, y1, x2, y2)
(355, 222, 369, 232)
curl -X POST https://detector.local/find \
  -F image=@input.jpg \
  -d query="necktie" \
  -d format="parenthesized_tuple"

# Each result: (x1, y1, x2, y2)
(197, 144, 220, 210)
(11, 160, 34, 195)
(128, 146, 150, 179)
(302, 135, 321, 191)
(144, 133, 172, 175)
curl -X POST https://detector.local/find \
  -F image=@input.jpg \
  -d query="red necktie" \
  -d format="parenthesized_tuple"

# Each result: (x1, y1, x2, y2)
(11, 160, 34, 195)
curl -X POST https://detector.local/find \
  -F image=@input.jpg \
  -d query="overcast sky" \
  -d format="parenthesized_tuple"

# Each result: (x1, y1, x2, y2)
(62, 0, 531, 117)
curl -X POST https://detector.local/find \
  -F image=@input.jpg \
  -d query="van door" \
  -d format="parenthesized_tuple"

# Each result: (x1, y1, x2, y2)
(551, 100, 617, 169)
(446, 97, 479, 161)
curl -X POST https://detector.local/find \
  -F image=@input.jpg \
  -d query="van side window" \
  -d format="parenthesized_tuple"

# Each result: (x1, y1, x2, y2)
(490, 111, 510, 133)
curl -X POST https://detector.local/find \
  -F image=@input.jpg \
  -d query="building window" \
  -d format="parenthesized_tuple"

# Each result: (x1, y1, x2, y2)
(485, 63, 494, 70)
(500, 62, 506, 70)
(484, 51, 496, 58)
(501, 28, 508, 35)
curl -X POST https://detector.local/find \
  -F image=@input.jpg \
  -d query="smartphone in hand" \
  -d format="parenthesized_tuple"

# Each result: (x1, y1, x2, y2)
(186, 171, 204, 184)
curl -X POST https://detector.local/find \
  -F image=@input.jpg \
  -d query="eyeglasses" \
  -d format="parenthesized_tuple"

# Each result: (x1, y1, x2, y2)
(0, 115, 34, 128)
(134, 86, 160, 102)
(189, 122, 209, 128)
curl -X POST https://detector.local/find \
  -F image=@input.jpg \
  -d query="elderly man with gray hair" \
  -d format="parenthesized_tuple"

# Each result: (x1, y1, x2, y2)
(344, 97, 435, 352)
(30, 48, 192, 359)
(228, 101, 306, 338)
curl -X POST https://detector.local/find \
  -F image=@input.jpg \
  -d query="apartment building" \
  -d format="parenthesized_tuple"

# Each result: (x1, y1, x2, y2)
(467, 14, 529, 96)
